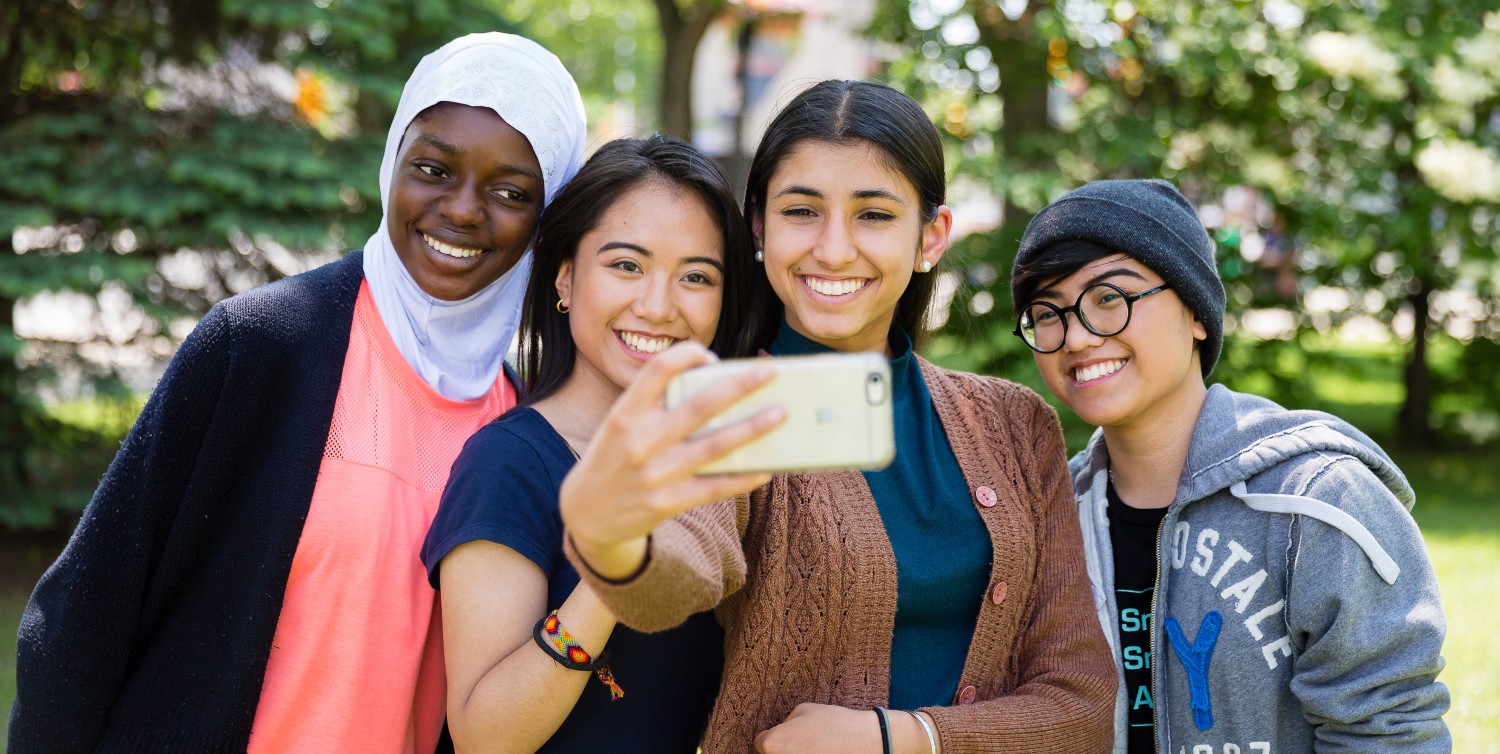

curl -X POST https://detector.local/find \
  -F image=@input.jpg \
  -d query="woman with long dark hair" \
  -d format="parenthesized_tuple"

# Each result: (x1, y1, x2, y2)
(420, 134, 773, 753)
(558, 80, 1117, 753)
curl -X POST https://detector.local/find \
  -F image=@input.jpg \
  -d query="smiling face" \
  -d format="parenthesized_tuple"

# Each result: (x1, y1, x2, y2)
(385, 103, 544, 301)
(1027, 254, 1207, 431)
(554, 179, 725, 395)
(755, 140, 949, 355)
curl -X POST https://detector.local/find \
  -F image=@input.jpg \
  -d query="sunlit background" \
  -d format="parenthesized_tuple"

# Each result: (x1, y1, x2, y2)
(2, 0, 1497, 747)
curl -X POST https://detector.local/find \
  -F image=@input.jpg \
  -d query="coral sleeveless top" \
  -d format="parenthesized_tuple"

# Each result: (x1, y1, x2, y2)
(249, 281, 516, 754)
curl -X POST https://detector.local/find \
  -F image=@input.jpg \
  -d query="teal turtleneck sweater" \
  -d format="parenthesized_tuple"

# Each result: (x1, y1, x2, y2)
(767, 321, 992, 709)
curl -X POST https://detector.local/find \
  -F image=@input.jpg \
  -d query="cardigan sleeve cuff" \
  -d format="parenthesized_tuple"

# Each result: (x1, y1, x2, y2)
(918, 691, 1114, 754)
(563, 497, 746, 634)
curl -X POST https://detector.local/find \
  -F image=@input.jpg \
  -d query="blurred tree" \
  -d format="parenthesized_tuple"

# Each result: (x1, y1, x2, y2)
(877, 0, 1500, 447)
(652, 0, 726, 138)
(485, 0, 663, 134)
(0, 0, 526, 527)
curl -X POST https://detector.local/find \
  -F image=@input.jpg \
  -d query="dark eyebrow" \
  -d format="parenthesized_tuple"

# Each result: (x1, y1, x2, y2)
(598, 242, 725, 272)
(774, 185, 823, 200)
(1035, 268, 1150, 299)
(853, 189, 906, 205)
(773, 186, 906, 205)
(683, 256, 725, 272)
(413, 134, 543, 184)
(415, 133, 457, 154)
(599, 241, 651, 256)
(495, 162, 543, 185)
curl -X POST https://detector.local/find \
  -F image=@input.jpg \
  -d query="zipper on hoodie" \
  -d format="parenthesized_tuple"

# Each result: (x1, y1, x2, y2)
(1150, 512, 1167, 754)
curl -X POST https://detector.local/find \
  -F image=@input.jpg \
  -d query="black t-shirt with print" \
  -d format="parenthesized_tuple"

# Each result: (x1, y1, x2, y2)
(1107, 478, 1169, 754)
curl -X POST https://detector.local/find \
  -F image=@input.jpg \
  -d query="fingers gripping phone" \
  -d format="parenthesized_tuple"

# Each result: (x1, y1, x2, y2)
(665, 352, 896, 475)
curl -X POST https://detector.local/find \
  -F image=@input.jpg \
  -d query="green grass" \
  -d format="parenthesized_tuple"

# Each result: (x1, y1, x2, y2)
(1398, 451, 1500, 751)
(1, 582, 19, 748)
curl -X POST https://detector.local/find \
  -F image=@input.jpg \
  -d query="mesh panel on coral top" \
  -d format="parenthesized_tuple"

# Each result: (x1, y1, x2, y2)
(324, 281, 517, 493)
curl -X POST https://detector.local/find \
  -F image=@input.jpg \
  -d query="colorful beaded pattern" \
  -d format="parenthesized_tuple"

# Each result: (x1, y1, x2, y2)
(543, 610, 624, 700)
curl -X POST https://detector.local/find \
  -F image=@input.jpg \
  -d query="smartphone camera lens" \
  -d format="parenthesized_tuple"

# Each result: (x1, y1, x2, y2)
(865, 372, 887, 405)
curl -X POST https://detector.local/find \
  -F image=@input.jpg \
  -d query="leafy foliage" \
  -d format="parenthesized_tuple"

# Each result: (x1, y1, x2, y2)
(0, 0, 529, 528)
(877, 0, 1500, 446)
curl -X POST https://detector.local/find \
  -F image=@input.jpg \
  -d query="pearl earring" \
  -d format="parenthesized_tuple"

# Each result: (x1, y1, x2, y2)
(918, 260, 933, 273)
(754, 250, 764, 262)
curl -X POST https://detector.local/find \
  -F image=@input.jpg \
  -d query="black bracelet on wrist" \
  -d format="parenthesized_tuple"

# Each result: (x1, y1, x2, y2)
(568, 532, 653, 585)
(874, 706, 893, 754)
(532, 614, 611, 671)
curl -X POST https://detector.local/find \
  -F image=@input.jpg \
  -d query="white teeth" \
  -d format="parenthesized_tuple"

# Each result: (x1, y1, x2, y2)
(805, 277, 868, 296)
(620, 332, 675, 354)
(423, 234, 485, 259)
(1075, 359, 1126, 383)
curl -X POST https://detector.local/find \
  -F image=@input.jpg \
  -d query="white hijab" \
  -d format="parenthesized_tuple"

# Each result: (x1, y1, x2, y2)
(362, 33, 587, 400)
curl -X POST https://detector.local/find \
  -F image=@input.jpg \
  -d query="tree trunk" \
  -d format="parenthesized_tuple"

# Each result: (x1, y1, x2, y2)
(1390, 96, 1435, 448)
(1397, 279, 1434, 446)
(660, 26, 698, 138)
(718, 15, 758, 191)
(655, 0, 720, 140)
(976, 1, 1053, 272)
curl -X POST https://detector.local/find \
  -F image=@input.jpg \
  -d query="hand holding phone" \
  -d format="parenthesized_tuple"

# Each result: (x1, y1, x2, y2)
(559, 342, 784, 581)
(666, 352, 896, 474)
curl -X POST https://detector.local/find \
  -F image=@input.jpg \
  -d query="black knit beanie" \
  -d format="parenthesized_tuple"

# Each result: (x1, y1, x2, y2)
(1012, 179, 1226, 377)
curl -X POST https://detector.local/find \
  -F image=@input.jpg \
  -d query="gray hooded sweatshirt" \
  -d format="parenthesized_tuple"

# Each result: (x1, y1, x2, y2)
(1070, 385, 1451, 753)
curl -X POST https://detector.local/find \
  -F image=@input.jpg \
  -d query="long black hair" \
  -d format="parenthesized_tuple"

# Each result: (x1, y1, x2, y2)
(518, 134, 763, 406)
(742, 80, 947, 350)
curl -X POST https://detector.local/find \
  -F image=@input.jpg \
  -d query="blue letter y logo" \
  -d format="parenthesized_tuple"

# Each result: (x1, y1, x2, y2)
(1165, 610, 1222, 732)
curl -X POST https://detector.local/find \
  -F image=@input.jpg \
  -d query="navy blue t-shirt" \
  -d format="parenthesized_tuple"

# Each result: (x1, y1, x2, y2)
(421, 407, 723, 754)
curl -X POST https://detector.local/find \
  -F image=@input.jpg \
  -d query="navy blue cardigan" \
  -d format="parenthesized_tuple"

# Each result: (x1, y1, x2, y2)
(10, 253, 365, 752)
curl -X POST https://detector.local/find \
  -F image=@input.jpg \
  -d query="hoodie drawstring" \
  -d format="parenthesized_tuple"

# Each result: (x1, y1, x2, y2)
(1229, 481, 1401, 585)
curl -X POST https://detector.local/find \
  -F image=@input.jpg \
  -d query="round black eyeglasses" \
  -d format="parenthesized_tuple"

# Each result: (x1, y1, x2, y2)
(1013, 282, 1171, 354)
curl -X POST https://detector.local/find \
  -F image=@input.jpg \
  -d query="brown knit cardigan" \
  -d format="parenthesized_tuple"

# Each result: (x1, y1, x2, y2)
(567, 358, 1116, 753)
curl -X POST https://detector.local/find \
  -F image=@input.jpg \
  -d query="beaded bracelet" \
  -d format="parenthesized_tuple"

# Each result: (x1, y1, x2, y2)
(532, 610, 625, 700)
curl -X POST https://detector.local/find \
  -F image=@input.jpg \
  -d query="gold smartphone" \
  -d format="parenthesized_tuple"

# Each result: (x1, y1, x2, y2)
(665, 352, 896, 474)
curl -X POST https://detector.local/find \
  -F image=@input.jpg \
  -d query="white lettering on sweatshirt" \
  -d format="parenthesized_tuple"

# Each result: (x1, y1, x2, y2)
(1169, 523, 1291, 669)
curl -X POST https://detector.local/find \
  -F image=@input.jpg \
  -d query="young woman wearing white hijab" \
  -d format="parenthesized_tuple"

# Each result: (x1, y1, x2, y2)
(8, 33, 587, 754)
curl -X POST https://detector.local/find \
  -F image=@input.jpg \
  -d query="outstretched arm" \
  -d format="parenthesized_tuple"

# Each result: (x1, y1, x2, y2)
(562, 343, 780, 631)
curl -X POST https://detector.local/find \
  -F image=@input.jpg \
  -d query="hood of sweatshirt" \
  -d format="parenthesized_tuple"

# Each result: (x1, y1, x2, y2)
(1179, 384, 1413, 508)
(1071, 383, 1416, 585)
